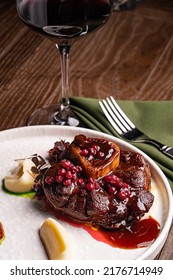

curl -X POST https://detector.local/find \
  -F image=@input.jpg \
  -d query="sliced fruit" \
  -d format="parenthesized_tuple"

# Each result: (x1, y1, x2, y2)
(39, 218, 72, 260)
(4, 158, 37, 193)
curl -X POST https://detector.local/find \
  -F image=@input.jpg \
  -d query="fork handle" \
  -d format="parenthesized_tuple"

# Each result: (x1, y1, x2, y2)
(144, 138, 173, 159)
(160, 146, 173, 159)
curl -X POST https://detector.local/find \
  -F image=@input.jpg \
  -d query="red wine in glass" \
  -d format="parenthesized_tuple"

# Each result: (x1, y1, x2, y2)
(17, 0, 112, 126)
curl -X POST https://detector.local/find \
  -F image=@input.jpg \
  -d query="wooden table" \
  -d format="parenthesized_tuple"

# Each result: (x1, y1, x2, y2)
(0, 0, 173, 259)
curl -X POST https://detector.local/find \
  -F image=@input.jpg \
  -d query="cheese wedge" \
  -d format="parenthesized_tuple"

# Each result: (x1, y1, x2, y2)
(39, 218, 72, 260)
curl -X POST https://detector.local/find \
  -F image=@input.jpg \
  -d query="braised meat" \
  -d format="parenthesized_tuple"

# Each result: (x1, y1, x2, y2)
(36, 135, 154, 229)
(67, 134, 120, 179)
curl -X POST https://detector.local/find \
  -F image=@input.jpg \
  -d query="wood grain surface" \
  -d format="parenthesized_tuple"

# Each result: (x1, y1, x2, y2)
(0, 0, 173, 259)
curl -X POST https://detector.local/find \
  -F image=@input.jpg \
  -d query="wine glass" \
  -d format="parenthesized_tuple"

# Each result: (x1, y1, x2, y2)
(16, 0, 112, 126)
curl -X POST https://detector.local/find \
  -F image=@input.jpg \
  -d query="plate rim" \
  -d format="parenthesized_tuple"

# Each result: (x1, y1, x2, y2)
(0, 125, 173, 260)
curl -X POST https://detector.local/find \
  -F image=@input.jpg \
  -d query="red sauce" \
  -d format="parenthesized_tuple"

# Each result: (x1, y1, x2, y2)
(81, 217, 160, 249)
(42, 202, 160, 249)
(37, 197, 160, 249)
(60, 216, 160, 249)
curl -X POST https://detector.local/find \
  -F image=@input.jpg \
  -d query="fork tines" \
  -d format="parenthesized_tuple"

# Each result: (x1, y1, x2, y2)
(99, 96, 135, 135)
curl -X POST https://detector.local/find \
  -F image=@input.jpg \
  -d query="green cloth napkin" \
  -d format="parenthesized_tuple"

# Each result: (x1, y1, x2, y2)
(70, 97, 173, 191)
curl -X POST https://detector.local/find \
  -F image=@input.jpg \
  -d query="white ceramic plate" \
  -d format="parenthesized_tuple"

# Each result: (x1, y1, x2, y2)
(0, 126, 172, 260)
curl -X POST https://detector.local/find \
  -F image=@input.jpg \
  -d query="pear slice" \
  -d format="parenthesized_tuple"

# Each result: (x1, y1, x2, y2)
(4, 158, 37, 193)
(39, 218, 72, 260)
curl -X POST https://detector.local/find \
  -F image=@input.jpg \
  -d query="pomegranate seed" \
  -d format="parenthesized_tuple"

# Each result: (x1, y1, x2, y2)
(108, 186, 116, 194)
(109, 177, 122, 187)
(76, 165, 82, 173)
(65, 171, 73, 179)
(117, 191, 126, 200)
(110, 175, 120, 182)
(88, 147, 96, 155)
(85, 183, 95, 191)
(81, 149, 89, 156)
(117, 188, 130, 200)
(111, 175, 119, 181)
(96, 151, 104, 158)
(91, 144, 100, 151)
(62, 160, 72, 169)
(63, 179, 72, 187)
(115, 181, 125, 188)
(58, 168, 66, 176)
(45, 176, 54, 185)
(78, 178, 84, 185)
(72, 173, 77, 180)
(103, 175, 114, 183)
(55, 175, 63, 183)
(70, 166, 77, 173)
(94, 182, 100, 190)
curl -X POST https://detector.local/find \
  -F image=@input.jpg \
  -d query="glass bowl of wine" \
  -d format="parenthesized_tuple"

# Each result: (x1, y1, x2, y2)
(16, 0, 112, 126)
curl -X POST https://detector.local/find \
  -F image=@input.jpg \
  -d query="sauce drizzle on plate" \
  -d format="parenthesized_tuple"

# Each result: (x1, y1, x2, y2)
(81, 216, 160, 249)
(47, 199, 160, 249)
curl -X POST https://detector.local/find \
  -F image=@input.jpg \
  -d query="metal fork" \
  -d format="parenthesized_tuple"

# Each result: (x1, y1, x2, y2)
(99, 96, 173, 159)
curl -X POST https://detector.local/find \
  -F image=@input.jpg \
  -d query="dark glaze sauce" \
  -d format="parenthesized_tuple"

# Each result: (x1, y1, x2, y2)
(84, 141, 115, 161)
(83, 216, 160, 249)
(75, 135, 116, 161)
(41, 198, 160, 249)
(64, 216, 160, 249)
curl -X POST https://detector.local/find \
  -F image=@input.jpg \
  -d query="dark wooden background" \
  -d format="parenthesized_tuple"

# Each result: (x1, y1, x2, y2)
(0, 0, 173, 259)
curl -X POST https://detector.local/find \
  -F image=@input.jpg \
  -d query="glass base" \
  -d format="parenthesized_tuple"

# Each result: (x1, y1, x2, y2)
(27, 103, 85, 127)
(112, 0, 140, 11)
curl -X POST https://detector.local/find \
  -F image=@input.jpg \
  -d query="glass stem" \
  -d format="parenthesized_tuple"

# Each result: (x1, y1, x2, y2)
(53, 43, 83, 127)
(56, 44, 71, 108)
